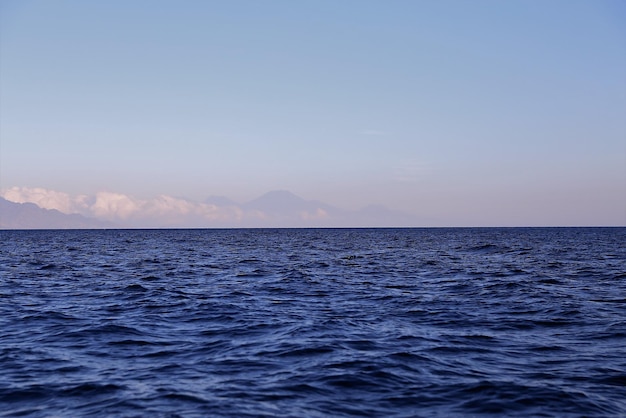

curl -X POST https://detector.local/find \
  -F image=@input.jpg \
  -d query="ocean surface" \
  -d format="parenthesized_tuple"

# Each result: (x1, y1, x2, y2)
(1, 228, 625, 417)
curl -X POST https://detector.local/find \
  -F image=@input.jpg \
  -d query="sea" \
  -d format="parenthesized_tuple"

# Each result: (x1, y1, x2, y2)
(1, 228, 625, 417)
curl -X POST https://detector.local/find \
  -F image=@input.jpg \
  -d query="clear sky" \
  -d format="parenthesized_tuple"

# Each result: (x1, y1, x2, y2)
(1, 0, 625, 226)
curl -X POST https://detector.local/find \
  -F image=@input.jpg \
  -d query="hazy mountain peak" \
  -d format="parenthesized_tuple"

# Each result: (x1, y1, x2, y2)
(251, 190, 303, 202)
(255, 190, 304, 201)
(2, 189, 425, 228)
(245, 190, 312, 215)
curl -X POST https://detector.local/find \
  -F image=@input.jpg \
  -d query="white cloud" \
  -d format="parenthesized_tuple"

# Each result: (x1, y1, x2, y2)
(1, 186, 89, 214)
(0, 186, 268, 226)
(1, 186, 425, 227)
(91, 192, 141, 220)
(300, 208, 329, 220)
(145, 195, 192, 216)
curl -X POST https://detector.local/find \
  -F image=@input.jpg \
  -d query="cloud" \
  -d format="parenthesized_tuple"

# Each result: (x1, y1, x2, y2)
(300, 208, 329, 220)
(90, 192, 141, 220)
(87, 192, 248, 225)
(1, 187, 334, 226)
(0, 187, 264, 227)
(1, 186, 89, 214)
(1, 186, 423, 227)
(141, 195, 243, 223)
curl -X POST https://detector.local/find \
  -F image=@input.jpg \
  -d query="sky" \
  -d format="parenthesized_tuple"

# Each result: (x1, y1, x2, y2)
(1, 0, 625, 227)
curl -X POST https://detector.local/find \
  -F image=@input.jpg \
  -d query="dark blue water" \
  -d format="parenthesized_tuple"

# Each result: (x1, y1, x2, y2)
(1, 228, 625, 417)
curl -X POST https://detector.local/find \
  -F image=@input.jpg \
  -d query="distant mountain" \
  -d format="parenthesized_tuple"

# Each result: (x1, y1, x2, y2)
(0, 189, 424, 229)
(0, 197, 111, 229)
(245, 190, 340, 214)
(235, 190, 421, 227)
(236, 190, 342, 226)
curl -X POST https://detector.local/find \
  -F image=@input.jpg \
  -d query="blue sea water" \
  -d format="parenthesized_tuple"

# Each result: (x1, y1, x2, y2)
(0, 227, 625, 417)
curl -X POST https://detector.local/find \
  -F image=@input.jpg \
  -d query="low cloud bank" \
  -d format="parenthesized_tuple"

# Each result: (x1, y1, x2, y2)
(1, 187, 409, 228)
(1, 187, 245, 227)
(2, 187, 86, 215)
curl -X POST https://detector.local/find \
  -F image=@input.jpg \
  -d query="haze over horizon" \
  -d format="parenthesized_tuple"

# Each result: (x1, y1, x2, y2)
(1, 1, 625, 227)
(1, 188, 427, 228)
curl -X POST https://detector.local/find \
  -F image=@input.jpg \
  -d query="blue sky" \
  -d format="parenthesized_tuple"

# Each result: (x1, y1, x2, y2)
(1, 0, 625, 226)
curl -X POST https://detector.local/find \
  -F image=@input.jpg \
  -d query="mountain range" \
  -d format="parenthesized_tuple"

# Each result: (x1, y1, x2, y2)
(218, 190, 421, 228)
(0, 197, 111, 229)
(0, 190, 422, 229)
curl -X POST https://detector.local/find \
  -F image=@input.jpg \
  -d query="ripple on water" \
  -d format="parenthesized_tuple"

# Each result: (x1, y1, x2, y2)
(0, 227, 625, 417)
